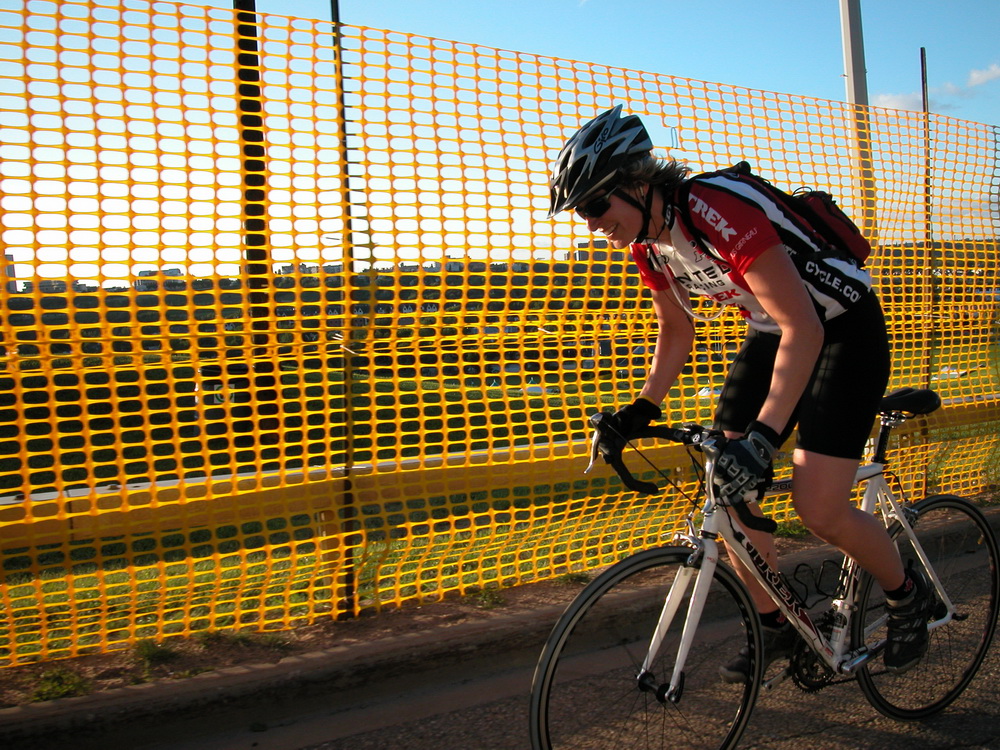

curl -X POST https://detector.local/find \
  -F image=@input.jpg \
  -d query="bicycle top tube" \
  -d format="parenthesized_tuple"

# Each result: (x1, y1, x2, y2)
(758, 462, 885, 500)
(588, 387, 942, 500)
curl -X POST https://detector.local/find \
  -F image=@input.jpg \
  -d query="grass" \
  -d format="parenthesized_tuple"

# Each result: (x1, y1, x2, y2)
(134, 639, 180, 668)
(466, 587, 506, 610)
(194, 630, 293, 654)
(29, 666, 91, 702)
(556, 572, 592, 585)
(774, 517, 812, 539)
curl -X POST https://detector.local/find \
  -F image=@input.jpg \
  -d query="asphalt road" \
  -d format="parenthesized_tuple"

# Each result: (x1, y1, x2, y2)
(307, 657, 1000, 750)
(296, 642, 1000, 750)
(106, 607, 1000, 750)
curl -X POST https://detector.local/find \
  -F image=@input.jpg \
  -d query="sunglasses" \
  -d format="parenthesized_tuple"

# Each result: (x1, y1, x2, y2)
(575, 189, 616, 219)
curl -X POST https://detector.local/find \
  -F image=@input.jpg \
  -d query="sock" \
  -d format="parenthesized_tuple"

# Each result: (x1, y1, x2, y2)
(760, 609, 787, 629)
(884, 573, 914, 602)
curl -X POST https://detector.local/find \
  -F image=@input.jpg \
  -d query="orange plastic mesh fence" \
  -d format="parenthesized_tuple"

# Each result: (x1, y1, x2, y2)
(1, 0, 999, 666)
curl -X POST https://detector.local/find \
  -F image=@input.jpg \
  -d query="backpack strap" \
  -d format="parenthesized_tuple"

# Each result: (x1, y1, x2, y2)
(673, 176, 730, 266)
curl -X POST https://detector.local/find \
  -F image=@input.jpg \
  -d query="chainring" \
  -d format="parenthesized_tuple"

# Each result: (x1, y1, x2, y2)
(789, 635, 836, 692)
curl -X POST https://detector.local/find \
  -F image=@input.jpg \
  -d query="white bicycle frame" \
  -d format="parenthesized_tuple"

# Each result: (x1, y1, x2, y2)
(641, 453, 956, 701)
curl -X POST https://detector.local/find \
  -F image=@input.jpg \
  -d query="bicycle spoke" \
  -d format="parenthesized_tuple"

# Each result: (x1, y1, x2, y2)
(855, 495, 1000, 719)
(530, 548, 761, 750)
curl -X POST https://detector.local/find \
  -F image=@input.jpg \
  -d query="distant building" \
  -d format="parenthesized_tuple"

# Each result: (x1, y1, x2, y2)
(3, 254, 20, 293)
(134, 268, 185, 291)
(38, 279, 68, 294)
(573, 239, 627, 262)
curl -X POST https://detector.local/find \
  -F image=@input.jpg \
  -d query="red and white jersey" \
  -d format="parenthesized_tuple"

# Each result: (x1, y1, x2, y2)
(631, 172, 873, 333)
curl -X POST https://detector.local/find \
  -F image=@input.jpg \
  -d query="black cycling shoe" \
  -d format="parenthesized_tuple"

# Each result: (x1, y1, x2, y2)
(719, 623, 798, 684)
(884, 567, 933, 674)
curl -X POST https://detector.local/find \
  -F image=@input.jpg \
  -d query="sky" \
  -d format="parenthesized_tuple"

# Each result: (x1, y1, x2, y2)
(238, 0, 1000, 127)
(4, 0, 998, 283)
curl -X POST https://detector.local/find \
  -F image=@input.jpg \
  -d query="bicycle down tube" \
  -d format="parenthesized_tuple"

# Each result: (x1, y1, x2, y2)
(649, 456, 905, 694)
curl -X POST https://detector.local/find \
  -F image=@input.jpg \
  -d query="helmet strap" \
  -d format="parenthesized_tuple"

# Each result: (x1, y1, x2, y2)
(617, 184, 659, 243)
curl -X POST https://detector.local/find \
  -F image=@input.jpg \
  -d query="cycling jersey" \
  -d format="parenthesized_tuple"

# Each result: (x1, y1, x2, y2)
(631, 172, 873, 334)
(715, 290, 890, 460)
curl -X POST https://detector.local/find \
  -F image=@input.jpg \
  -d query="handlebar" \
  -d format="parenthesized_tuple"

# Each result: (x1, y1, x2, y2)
(587, 413, 778, 535)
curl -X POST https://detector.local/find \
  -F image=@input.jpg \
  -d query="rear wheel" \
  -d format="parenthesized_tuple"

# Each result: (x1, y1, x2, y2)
(855, 495, 1000, 719)
(530, 546, 762, 750)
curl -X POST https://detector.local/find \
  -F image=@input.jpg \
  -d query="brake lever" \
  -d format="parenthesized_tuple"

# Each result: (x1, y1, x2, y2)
(585, 416, 779, 532)
(584, 412, 659, 494)
(584, 416, 603, 475)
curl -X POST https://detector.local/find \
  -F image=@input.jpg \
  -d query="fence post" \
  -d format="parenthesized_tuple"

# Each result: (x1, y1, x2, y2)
(326, 0, 359, 620)
(233, 0, 271, 356)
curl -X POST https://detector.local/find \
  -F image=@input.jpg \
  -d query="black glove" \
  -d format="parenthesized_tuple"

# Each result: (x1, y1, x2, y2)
(596, 397, 662, 456)
(713, 420, 781, 504)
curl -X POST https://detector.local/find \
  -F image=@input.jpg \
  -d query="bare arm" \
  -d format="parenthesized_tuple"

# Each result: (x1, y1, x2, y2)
(638, 286, 696, 406)
(741, 245, 824, 434)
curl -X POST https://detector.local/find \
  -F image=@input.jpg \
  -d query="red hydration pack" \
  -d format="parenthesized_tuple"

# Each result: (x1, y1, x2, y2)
(686, 161, 873, 266)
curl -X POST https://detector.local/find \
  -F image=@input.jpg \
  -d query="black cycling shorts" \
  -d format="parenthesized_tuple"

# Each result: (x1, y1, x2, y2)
(714, 290, 891, 460)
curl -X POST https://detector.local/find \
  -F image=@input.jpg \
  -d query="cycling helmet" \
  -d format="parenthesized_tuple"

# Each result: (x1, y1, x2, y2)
(547, 105, 653, 218)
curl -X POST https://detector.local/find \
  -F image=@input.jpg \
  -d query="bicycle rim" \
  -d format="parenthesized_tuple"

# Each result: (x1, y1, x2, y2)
(529, 547, 762, 750)
(855, 495, 1000, 719)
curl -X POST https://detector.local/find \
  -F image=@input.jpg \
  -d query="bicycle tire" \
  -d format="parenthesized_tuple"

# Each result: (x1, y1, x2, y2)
(529, 546, 763, 750)
(854, 494, 1000, 719)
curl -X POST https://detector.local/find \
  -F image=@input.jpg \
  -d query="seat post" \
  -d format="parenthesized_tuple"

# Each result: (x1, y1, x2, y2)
(871, 413, 906, 465)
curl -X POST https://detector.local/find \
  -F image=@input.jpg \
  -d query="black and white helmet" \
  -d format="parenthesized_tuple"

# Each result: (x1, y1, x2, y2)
(547, 105, 653, 217)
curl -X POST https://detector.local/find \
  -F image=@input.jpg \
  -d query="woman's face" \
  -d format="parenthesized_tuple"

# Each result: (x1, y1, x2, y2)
(577, 187, 644, 249)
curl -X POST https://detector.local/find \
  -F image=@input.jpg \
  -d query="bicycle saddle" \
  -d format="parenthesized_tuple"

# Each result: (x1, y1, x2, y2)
(879, 388, 941, 416)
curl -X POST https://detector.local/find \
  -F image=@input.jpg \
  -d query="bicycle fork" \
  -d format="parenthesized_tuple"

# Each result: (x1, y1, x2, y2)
(637, 532, 721, 704)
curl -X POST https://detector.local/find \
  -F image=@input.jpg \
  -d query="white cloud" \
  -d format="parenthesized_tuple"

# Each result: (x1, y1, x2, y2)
(873, 67, 999, 115)
(874, 62, 1000, 116)
(968, 63, 1000, 87)
(871, 92, 924, 112)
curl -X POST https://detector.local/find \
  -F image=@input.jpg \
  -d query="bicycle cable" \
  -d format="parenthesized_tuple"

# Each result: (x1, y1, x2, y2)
(620, 438, 706, 511)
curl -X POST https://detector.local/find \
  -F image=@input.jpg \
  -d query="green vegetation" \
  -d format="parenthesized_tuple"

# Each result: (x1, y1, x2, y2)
(195, 630, 293, 653)
(555, 572, 593, 585)
(467, 586, 506, 610)
(29, 666, 91, 702)
(774, 518, 811, 539)
(0, 514, 320, 666)
(134, 639, 180, 669)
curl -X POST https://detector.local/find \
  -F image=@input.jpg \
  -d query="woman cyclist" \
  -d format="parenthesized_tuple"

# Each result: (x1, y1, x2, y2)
(548, 105, 932, 680)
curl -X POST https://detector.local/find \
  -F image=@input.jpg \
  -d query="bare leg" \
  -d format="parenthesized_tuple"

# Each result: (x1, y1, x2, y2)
(723, 504, 781, 613)
(723, 447, 906, 613)
(791, 449, 905, 591)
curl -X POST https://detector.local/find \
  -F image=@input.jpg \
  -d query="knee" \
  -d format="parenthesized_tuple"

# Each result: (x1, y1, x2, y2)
(793, 502, 851, 546)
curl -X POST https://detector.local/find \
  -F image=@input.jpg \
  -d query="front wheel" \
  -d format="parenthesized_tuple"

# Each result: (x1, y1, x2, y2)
(529, 546, 762, 750)
(855, 494, 1000, 719)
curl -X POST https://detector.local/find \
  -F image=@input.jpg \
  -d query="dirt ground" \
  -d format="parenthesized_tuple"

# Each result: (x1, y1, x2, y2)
(0, 534, 818, 709)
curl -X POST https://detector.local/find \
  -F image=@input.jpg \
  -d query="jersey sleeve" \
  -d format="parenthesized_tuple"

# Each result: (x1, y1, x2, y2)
(630, 243, 672, 291)
(684, 179, 785, 275)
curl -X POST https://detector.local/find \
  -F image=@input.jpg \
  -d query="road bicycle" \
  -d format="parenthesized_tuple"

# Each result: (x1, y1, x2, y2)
(529, 387, 999, 750)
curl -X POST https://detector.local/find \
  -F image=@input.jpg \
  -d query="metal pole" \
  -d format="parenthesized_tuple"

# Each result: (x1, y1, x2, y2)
(921, 47, 940, 392)
(921, 48, 933, 246)
(840, 0, 869, 106)
(233, 0, 270, 355)
(839, 0, 878, 247)
(920, 48, 930, 113)
(328, 0, 359, 621)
